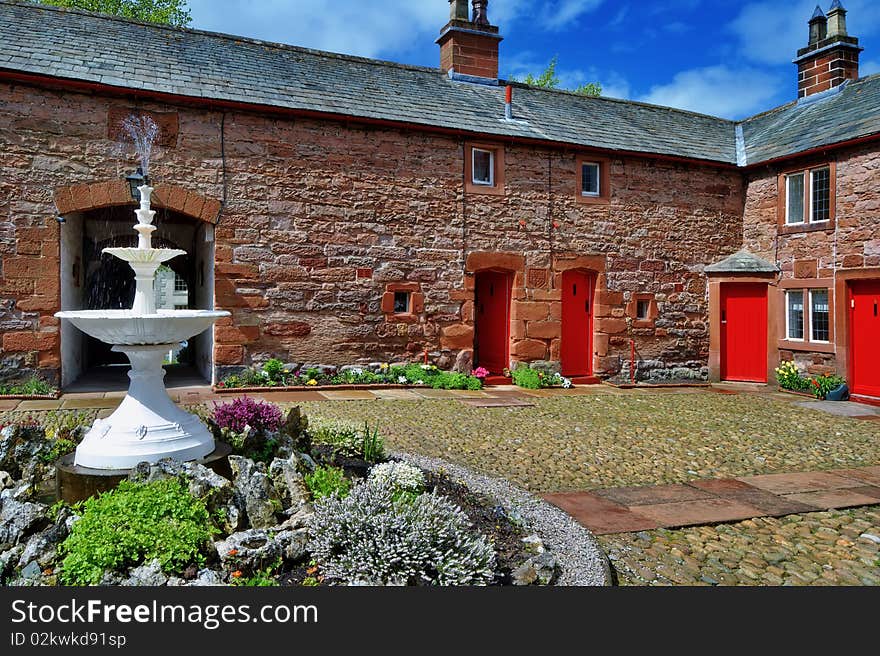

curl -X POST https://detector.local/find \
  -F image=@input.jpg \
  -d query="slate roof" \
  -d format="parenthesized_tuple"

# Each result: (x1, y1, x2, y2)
(705, 250, 779, 274)
(740, 76, 880, 164)
(0, 0, 878, 167)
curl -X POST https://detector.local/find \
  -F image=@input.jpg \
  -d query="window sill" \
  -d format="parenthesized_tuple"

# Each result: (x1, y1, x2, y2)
(778, 220, 834, 236)
(778, 339, 835, 354)
(576, 194, 611, 206)
(384, 313, 420, 324)
(465, 182, 505, 196)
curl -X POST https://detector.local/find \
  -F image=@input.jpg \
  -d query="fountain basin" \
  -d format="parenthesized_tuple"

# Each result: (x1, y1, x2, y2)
(103, 247, 186, 264)
(56, 309, 230, 345)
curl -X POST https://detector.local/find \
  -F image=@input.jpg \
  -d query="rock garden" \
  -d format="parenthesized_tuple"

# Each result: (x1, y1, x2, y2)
(0, 398, 608, 587)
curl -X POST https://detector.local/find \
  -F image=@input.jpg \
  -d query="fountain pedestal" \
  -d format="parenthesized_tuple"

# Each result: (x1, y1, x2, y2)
(73, 344, 216, 470)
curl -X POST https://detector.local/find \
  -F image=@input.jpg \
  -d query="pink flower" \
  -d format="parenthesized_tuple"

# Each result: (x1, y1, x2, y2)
(472, 367, 490, 379)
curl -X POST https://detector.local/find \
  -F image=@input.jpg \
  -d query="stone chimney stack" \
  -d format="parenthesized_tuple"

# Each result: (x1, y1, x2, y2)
(795, 2, 862, 98)
(437, 0, 503, 81)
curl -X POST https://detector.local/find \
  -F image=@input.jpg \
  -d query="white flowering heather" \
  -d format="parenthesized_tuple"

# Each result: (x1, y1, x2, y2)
(308, 481, 496, 585)
(368, 461, 425, 493)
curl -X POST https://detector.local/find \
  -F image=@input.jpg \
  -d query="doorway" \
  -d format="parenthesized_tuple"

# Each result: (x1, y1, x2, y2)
(474, 270, 512, 374)
(720, 282, 768, 383)
(560, 269, 595, 377)
(849, 279, 880, 398)
(59, 206, 216, 390)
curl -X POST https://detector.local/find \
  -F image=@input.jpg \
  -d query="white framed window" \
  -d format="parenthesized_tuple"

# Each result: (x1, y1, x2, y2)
(810, 289, 830, 342)
(472, 148, 494, 186)
(786, 173, 805, 225)
(581, 162, 601, 197)
(786, 290, 805, 340)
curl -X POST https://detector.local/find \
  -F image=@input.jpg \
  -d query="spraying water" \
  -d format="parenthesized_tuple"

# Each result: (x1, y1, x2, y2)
(121, 115, 160, 177)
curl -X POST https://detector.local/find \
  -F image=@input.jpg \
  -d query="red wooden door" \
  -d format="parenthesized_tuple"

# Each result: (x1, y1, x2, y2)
(850, 280, 880, 398)
(475, 270, 512, 374)
(561, 270, 594, 376)
(720, 283, 768, 383)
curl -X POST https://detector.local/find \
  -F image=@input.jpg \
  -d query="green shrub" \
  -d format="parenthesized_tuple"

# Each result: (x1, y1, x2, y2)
(310, 420, 385, 462)
(262, 358, 285, 382)
(511, 366, 543, 389)
(775, 361, 811, 392)
(0, 377, 56, 396)
(59, 478, 217, 586)
(305, 466, 352, 501)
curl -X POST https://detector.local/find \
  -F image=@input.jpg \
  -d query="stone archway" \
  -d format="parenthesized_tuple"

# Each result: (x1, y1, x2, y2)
(55, 180, 221, 389)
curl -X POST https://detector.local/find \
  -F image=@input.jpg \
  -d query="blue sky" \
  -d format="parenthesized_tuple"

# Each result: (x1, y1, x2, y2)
(186, 0, 880, 120)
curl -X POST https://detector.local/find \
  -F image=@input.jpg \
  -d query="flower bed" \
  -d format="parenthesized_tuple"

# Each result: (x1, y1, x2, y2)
(775, 361, 847, 400)
(215, 359, 485, 393)
(507, 364, 572, 390)
(0, 377, 60, 400)
(0, 400, 603, 587)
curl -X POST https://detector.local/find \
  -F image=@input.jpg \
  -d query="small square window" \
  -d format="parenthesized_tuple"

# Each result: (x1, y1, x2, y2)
(472, 148, 494, 186)
(581, 163, 600, 196)
(786, 173, 805, 225)
(174, 274, 187, 292)
(393, 291, 411, 314)
(636, 299, 650, 320)
(786, 290, 805, 340)
(810, 289, 830, 342)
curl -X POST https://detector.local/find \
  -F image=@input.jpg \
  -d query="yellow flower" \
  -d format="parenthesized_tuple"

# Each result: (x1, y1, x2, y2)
(307, 379, 318, 386)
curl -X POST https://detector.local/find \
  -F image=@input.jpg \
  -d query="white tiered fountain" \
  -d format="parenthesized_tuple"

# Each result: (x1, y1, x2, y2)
(56, 183, 229, 469)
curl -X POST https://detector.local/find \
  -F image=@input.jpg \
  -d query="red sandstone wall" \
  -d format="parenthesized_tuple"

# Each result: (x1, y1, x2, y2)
(0, 80, 745, 383)
(742, 141, 880, 375)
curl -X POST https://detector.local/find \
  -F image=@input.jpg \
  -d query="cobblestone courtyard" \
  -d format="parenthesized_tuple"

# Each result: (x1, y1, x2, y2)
(299, 389, 880, 586)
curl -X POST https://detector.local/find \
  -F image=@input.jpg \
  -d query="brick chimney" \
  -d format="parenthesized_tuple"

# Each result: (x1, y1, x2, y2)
(794, 2, 862, 98)
(437, 0, 503, 81)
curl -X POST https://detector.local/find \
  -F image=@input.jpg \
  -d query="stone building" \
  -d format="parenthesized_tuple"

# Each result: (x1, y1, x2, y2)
(0, 1, 877, 400)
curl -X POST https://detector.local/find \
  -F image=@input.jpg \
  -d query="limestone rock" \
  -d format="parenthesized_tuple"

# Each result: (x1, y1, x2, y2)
(189, 568, 224, 586)
(229, 456, 281, 529)
(279, 505, 315, 531)
(269, 455, 309, 512)
(18, 507, 74, 569)
(279, 406, 310, 454)
(122, 560, 168, 586)
(0, 470, 13, 490)
(0, 424, 51, 483)
(0, 495, 48, 551)
(0, 545, 24, 580)
(274, 528, 309, 562)
(215, 529, 281, 574)
(512, 553, 559, 586)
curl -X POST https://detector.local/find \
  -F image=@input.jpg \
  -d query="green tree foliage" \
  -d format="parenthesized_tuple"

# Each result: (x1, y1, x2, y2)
(36, 0, 191, 26)
(511, 56, 602, 97)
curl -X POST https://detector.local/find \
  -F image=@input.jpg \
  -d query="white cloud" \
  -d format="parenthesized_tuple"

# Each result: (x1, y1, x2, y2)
(538, 0, 605, 31)
(730, 0, 880, 65)
(503, 51, 630, 98)
(639, 65, 783, 119)
(186, 0, 577, 59)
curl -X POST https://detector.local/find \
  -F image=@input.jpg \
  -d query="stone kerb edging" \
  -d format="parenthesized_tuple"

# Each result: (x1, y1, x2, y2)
(395, 451, 612, 586)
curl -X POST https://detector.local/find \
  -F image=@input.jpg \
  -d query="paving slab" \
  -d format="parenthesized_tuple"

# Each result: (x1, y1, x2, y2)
(61, 398, 118, 410)
(446, 390, 491, 398)
(796, 400, 880, 417)
(596, 483, 715, 506)
(784, 488, 880, 510)
(832, 467, 880, 487)
(737, 471, 865, 495)
(250, 392, 328, 402)
(370, 389, 423, 400)
(0, 400, 21, 410)
(15, 400, 63, 411)
(543, 492, 660, 535)
(409, 389, 459, 399)
(317, 390, 378, 401)
(689, 478, 820, 516)
(635, 498, 765, 528)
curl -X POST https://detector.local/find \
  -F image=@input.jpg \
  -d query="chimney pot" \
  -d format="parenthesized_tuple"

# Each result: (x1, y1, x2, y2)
(808, 6, 827, 45)
(827, 0, 848, 39)
(449, 0, 468, 21)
